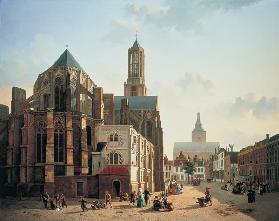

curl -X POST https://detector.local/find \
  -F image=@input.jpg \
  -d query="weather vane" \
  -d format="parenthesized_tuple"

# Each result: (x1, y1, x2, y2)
(65, 44, 69, 49)
(135, 31, 138, 40)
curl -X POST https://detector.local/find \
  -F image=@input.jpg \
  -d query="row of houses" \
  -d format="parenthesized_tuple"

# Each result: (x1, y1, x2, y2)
(163, 152, 206, 184)
(164, 133, 279, 191)
(238, 134, 279, 189)
(210, 133, 279, 190)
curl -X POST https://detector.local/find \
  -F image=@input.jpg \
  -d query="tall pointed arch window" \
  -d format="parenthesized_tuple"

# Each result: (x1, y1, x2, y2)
(146, 121, 152, 139)
(54, 129, 65, 162)
(86, 126, 92, 146)
(36, 121, 47, 163)
(73, 124, 81, 166)
(54, 117, 65, 162)
(55, 77, 65, 111)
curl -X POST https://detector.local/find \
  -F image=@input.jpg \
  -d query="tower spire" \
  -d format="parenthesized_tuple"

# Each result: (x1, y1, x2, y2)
(192, 112, 206, 142)
(124, 37, 147, 96)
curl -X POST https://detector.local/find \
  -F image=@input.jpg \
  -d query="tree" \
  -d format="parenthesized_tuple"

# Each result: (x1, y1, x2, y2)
(183, 161, 196, 184)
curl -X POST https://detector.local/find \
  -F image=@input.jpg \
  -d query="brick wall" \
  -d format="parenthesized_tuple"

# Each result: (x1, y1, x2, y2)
(54, 175, 88, 198)
(98, 174, 130, 199)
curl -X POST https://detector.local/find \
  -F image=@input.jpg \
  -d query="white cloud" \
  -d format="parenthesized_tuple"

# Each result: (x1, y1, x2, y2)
(229, 94, 279, 119)
(120, 0, 263, 33)
(178, 73, 215, 96)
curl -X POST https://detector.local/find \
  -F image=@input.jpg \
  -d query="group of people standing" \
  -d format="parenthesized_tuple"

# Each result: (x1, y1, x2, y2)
(166, 180, 183, 195)
(40, 188, 153, 212)
(129, 188, 151, 208)
(41, 192, 67, 210)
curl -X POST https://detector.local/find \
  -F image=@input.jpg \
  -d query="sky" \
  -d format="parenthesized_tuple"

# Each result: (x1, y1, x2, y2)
(0, 0, 279, 159)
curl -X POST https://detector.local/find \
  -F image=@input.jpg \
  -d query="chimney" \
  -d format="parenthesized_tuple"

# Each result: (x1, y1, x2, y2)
(266, 134, 269, 140)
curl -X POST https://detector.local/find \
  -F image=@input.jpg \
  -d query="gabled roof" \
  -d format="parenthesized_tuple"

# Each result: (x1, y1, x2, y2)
(114, 96, 157, 110)
(52, 49, 83, 70)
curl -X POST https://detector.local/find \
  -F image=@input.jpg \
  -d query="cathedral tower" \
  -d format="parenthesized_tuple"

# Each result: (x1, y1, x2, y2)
(124, 38, 147, 96)
(192, 112, 206, 142)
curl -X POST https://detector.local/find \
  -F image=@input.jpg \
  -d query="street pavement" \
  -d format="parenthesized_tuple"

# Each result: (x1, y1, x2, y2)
(1, 183, 278, 221)
(193, 181, 279, 221)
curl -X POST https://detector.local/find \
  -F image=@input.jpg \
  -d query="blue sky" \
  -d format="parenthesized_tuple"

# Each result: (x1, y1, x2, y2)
(1, 0, 279, 158)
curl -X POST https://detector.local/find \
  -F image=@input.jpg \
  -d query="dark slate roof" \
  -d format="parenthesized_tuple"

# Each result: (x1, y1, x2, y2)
(132, 39, 140, 48)
(114, 96, 157, 110)
(52, 49, 83, 70)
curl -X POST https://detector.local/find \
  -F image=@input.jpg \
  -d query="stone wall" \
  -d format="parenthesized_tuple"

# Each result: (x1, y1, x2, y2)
(0, 104, 9, 121)
(11, 87, 26, 115)
(93, 87, 104, 119)
(103, 94, 114, 125)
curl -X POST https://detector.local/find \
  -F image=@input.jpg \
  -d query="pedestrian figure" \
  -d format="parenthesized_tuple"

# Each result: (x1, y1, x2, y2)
(137, 188, 144, 208)
(61, 194, 67, 208)
(247, 190, 255, 203)
(259, 184, 264, 195)
(143, 189, 151, 206)
(79, 196, 88, 211)
(42, 192, 49, 209)
(105, 191, 112, 208)
(129, 191, 136, 206)
(54, 193, 60, 208)
(204, 187, 212, 206)
(49, 198, 56, 210)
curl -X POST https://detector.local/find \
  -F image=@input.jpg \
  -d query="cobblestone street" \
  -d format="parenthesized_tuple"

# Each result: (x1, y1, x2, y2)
(1, 182, 278, 221)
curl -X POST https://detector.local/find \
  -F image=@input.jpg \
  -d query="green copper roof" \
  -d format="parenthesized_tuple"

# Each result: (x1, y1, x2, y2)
(114, 96, 157, 110)
(269, 134, 279, 142)
(52, 49, 83, 70)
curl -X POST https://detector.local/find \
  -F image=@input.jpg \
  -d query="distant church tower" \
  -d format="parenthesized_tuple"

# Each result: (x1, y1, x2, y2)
(124, 38, 147, 96)
(192, 112, 206, 142)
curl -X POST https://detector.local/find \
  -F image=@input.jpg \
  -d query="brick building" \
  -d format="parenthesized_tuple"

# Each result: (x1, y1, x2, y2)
(238, 135, 268, 183)
(1, 39, 164, 198)
(205, 155, 214, 180)
(266, 134, 279, 189)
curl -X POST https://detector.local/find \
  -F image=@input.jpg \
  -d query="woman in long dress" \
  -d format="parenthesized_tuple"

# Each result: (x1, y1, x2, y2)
(137, 188, 144, 208)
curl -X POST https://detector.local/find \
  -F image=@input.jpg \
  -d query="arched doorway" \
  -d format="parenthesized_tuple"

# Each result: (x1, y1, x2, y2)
(112, 180, 121, 197)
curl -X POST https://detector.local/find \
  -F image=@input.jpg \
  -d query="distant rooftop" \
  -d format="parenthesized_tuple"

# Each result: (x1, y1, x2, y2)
(51, 49, 83, 70)
(174, 142, 220, 152)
